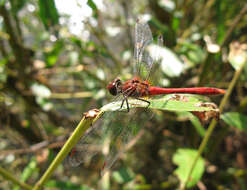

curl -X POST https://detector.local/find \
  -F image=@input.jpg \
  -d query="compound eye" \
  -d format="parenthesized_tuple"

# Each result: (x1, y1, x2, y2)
(107, 79, 121, 96)
(108, 85, 117, 96)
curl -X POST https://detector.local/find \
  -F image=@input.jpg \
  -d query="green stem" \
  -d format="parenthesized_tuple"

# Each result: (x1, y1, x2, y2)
(33, 110, 104, 190)
(182, 62, 246, 189)
(0, 166, 32, 190)
(220, 3, 247, 47)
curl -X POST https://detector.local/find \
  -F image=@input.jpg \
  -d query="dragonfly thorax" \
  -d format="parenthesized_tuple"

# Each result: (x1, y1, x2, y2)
(122, 78, 150, 97)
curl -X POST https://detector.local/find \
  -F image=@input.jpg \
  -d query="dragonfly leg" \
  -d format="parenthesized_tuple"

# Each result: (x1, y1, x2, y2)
(120, 97, 130, 112)
(125, 98, 130, 112)
(120, 98, 125, 109)
(135, 97, 150, 108)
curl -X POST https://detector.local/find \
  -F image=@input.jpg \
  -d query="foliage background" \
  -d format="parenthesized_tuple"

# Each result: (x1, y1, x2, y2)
(0, 0, 247, 189)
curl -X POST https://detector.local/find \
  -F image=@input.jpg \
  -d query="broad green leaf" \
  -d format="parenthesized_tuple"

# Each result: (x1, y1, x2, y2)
(158, 0, 175, 12)
(215, 0, 226, 44)
(228, 42, 247, 70)
(0, 58, 7, 83)
(46, 55, 57, 66)
(150, 17, 176, 46)
(87, 0, 98, 18)
(70, 36, 82, 48)
(221, 112, 247, 133)
(176, 112, 206, 137)
(10, 0, 27, 14)
(112, 167, 134, 184)
(159, 46, 184, 77)
(101, 95, 218, 112)
(20, 158, 37, 181)
(45, 180, 92, 190)
(172, 15, 180, 31)
(13, 158, 37, 190)
(44, 40, 64, 67)
(173, 148, 205, 188)
(189, 113, 206, 137)
(100, 172, 110, 190)
(31, 83, 51, 98)
(68, 51, 79, 65)
(150, 17, 169, 34)
(0, 0, 6, 5)
(38, 0, 59, 29)
(178, 41, 206, 66)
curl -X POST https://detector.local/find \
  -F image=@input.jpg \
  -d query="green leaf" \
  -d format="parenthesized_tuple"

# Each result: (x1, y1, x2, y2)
(38, 0, 59, 30)
(221, 112, 247, 133)
(112, 167, 134, 184)
(176, 112, 206, 137)
(215, 0, 226, 44)
(159, 46, 184, 77)
(44, 40, 64, 67)
(10, 0, 27, 14)
(70, 36, 82, 48)
(13, 158, 38, 190)
(173, 148, 205, 188)
(101, 95, 218, 112)
(87, 0, 98, 18)
(172, 15, 180, 31)
(68, 51, 79, 66)
(189, 113, 206, 137)
(0, 0, 6, 6)
(228, 42, 247, 70)
(45, 180, 92, 190)
(100, 172, 110, 190)
(178, 41, 206, 66)
(20, 158, 37, 181)
(150, 17, 175, 46)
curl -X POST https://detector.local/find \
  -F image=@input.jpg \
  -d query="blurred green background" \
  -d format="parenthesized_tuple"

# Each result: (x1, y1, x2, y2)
(0, 0, 247, 189)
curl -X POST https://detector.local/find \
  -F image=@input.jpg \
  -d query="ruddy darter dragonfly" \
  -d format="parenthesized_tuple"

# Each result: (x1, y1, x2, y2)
(68, 19, 225, 174)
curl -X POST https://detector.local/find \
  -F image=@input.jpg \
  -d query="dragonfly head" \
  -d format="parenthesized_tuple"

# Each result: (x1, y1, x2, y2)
(107, 78, 122, 96)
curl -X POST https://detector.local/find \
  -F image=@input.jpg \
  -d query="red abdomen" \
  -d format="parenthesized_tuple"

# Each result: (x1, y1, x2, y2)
(148, 86, 226, 95)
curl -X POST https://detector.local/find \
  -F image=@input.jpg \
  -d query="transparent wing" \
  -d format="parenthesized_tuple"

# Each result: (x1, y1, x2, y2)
(145, 35, 164, 84)
(134, 19, 153, 80)
(66, 122, 103, 167)
(100, 107, 150, 175)
(66, 94, 124, 168)
(133, 19, 163, 83)
(67, 98, 149, 175)
(67, 20, 160, 174)
(66, 112, 121, 168)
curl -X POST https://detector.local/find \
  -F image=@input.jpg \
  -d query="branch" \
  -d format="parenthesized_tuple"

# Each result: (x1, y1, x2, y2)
(33, 109, 103, 190)
(182, 60, 247, 189)
(0, 166, 32, 190)
(220, 3, 247, 47)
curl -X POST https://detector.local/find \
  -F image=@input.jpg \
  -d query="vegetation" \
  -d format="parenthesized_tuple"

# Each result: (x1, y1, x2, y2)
(0, 0, 247, 189)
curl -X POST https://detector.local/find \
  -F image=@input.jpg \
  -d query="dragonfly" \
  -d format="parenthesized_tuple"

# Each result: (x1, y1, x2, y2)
(67, 19, 225, 175)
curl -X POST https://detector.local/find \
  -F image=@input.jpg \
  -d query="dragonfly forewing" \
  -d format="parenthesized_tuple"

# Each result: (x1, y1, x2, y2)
(67, 99, 150, 175)
(100, 107, 150, 175)
(67, 20, 160, 175)
(134, 19, 153, 78)
(133, 19, 163, 84)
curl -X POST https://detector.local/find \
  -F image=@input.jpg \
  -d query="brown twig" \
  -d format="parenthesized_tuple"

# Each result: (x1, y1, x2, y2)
(182, 59, 247, 190)
(87, 23, 122, 73)
(199, 2, 247, 85)
(0, 140, 65, 156)
(220, 3, 247, 47)
(0, 166, 32, 190)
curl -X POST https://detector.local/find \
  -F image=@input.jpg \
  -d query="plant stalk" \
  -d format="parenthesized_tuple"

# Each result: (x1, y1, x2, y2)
(0, 166, 32, 190)
(33, 110, 103, 190)
(182, 61, 246, 189)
